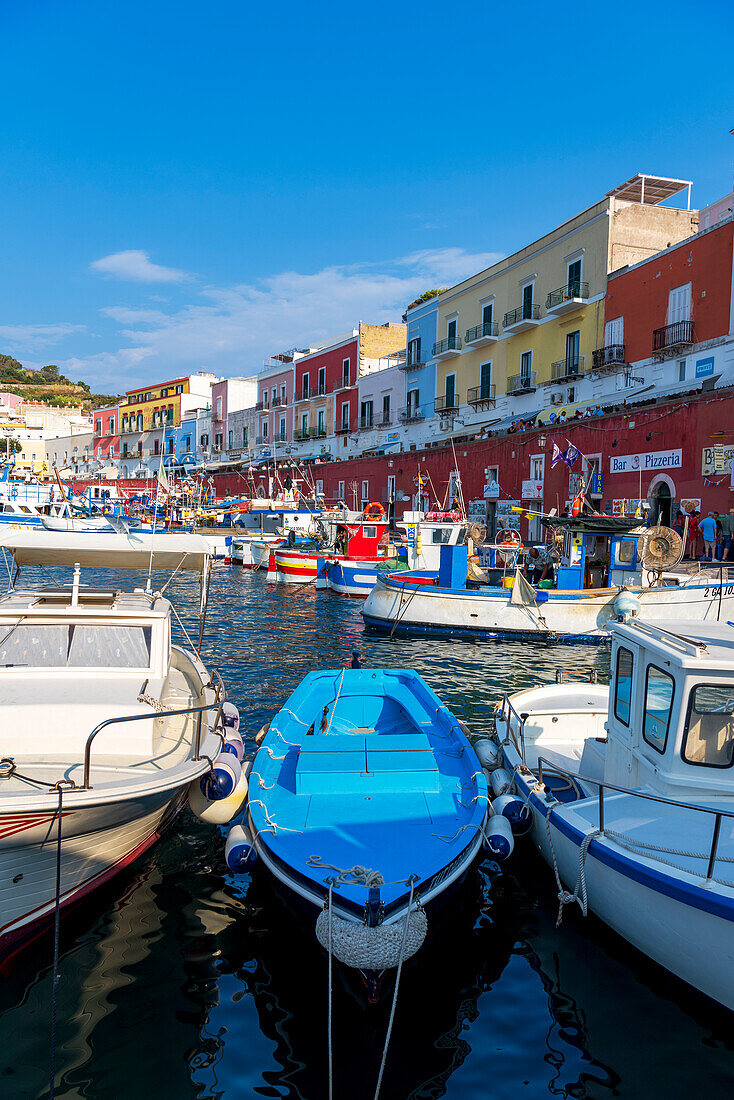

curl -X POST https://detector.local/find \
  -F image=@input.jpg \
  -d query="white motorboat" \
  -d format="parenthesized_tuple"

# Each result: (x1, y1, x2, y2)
(0, 530, 246, 962)
(490, 617, 734, 1011)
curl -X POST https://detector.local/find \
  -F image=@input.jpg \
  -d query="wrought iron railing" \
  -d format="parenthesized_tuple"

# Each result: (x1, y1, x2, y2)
(465, 321, 499, 342)
(400, 355, 425, 370)
(434, 393, 460, 413)
(504, 303, 541, 327)
(399, 405, 425, 422)
(432, 335, 462, 356)
(592, 344, 626, 370)
(507, 373, 535, 395)
(550, 355, 585, 382)
(652, 320, 695, 354)
(546, 282, 589, 308)
(467, 384, 496, 405)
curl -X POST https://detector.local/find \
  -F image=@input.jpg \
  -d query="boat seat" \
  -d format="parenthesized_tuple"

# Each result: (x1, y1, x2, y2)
(295, 732, 439, 795)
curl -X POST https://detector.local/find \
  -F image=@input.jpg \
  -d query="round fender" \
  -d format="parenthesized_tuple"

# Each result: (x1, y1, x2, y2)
(187, 764, 249, 824)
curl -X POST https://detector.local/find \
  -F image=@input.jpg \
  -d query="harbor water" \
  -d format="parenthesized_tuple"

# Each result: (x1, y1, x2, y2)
(1, 564, 732, 1099)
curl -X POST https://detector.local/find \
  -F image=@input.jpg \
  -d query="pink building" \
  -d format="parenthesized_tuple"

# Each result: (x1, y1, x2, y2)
(257, 357, 296, 445)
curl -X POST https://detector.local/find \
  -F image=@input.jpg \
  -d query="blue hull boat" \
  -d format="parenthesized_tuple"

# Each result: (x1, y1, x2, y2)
(242, 668, 488, 994)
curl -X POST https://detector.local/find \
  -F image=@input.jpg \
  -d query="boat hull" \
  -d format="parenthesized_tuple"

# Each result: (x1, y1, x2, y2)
(513, 769, 734, 1011)
(362, 574, 734, 641)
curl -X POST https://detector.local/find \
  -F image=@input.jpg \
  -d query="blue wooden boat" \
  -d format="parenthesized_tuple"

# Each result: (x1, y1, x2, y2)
(236, 668, 488, 996)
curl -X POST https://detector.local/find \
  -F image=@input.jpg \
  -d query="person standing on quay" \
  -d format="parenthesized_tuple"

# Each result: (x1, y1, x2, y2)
(686, 511, 700, 559)
(720, 507, 734, 560)
(700, 512, 717, 560)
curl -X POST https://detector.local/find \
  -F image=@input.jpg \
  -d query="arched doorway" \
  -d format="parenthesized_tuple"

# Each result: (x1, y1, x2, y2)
(648, 474, 675, 526)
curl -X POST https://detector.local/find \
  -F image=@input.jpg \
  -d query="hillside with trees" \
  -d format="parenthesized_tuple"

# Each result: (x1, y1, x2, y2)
(0, 354, 122, 409)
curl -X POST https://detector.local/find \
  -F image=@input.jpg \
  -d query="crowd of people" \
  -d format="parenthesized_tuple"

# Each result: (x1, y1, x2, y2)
(674, 507, 734, 562)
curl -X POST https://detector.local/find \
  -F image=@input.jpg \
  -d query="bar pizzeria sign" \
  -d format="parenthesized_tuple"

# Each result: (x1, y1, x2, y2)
(609, 448, 682, 474)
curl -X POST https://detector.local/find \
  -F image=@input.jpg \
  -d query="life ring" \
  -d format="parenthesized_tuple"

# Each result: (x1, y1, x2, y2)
(364, 502, 385, 521)
(10, 487, 18, 499)
(497, 530, 523, 550)
(571, 496, 582, 518)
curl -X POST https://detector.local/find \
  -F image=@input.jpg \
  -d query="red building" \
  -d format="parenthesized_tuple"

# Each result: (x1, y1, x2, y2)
(92, 403, 120, 466)
(292, 332, 360, 449)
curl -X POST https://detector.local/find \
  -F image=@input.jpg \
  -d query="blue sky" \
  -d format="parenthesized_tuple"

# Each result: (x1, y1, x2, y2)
(1, 0, 733, 392)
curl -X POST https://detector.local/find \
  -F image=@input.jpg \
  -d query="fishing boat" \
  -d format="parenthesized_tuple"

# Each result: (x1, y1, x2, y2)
(227, 668, 488, 999)
(268, 510, 393, 585)
(0, 530, 246, 962)
(362, 516, 734, 641)
(325, 510, 466, 597)
(490, 617, 734, 1011)
(228, 503, 323, 566)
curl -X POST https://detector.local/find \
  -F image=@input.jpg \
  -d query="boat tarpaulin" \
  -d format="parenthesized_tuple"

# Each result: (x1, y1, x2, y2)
(0, 530, 212, 572)
(542, 515, 640, 535)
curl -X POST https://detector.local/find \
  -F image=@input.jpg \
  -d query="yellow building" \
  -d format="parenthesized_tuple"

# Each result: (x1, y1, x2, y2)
(120, 372, 216, 432)
(429, 175, 698, 417)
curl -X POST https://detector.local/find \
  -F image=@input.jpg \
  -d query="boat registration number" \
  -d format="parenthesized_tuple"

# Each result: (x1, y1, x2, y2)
(703, 584, 734, 598)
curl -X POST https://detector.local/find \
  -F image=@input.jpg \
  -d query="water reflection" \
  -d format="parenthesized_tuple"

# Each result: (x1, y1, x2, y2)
(0, 565, 731, 1099)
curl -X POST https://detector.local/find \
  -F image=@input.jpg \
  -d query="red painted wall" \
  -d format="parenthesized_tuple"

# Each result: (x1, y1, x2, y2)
(295, 338, 359, 430)
(605, 219, 734, 363)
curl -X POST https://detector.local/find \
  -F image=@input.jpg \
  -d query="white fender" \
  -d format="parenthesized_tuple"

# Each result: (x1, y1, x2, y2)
(492, 793, 533, 836)
(474, 738, 500, 770)
(225, 821, 258, 872)
(483, 813, 514, 860)
(490, 767, 512, 798)
(188, 764, 249, 824)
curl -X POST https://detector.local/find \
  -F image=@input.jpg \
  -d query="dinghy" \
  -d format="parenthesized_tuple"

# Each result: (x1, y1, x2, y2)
(234, 668, 488, 998)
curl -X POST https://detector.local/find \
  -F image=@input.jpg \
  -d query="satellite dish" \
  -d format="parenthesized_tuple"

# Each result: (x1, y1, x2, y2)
(468, 522, 487, 546)
(637, 525, 683, 570)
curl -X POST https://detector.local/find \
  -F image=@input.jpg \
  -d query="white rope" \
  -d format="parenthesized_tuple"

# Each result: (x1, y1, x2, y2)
(325, 669, 346, 737)
(306, 856, 385, 887)
(604, 829, 734, 886)
(373, 881, 415, 1100)
(545, 812, 600, 926)
(247, 798, 303, 834)
(137, 691, 173, 714)
(327, 881, 334, 1100)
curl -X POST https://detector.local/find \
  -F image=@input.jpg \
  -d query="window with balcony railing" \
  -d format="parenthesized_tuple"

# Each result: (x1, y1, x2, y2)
(652, 320, 695, 354)
(546, 281, 589, 308)
(507, 373, 535, 395)
(432, 335, 462, 356)
(467, 384, 496, 405)
(400, 404, 425, 421)
(550, 356, 585, 382)
(465, 321, 499, 342)
(434, 393, 460, 413)
(504, 303, 541, 327)
(592, 344, 626, 370)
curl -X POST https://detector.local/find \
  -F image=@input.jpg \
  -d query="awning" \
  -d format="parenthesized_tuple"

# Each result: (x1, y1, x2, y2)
(0, 529, 212, 572)
(486, 409, 542, 434)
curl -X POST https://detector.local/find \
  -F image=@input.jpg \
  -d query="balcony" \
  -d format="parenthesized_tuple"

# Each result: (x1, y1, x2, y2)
(433, 335, 462, 359)
(359, 416, 375, 430)
(335, 422, 352, 434)
(550, 356, 585, 383)
(316, 382, 326, 396)
(295, 390, 310, 403)
(330, 379, 352, 393)
(255, 401, 265, 411)
(465, 321, 499, 347)
(434, 393, 460, 414)
(652, 320, 695, 358)
(545, 282, 590, 316)
(293, 429, 308, 441)
(399, 405, 425, 422)
(256, 435, 270, 445)
(507, 373, 536, 396)
(272, 395, 287, 407)
(592, 344, 626, 371)
(503, 303, 541, 334)
(467, 384, 496, 407)
(400, 354, 426, 371)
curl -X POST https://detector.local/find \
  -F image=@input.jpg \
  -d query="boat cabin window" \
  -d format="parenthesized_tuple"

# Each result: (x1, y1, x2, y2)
(617, 539, 635, 565)
(0, 624, 152, 669)
(614, 646, 634, 726)
(431, 528, 453, 544)
(682, 684, 734, 768)
(643, 665, 675, 754)
(363, 526, 377, 539)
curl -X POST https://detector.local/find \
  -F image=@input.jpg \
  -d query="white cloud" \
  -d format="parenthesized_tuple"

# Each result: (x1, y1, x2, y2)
(90, 250, 188, 284)
(55, 246, 503, 389)
(0, 322, 86, 351)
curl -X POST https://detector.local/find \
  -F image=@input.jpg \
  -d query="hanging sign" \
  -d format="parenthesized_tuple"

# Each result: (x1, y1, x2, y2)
(521, 480, 544, 500)
(484, 480, 500, 499)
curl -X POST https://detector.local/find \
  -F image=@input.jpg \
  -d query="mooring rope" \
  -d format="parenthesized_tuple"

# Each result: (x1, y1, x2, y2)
(49, 785, 64, 1100)
(324, 670, 346, 738)
(327, 880, 334, 1100)
(373, 880, 416, 1100)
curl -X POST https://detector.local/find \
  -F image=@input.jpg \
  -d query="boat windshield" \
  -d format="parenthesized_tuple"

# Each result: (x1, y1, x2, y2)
(682, 683, 734, 768)
(0, 623, 152, 668)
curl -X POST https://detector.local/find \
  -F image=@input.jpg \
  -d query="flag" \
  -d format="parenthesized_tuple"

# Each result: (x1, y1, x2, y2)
(564, 442, 581, 467)
(157, 458, 169, 494)
(551, 442, 564, 468)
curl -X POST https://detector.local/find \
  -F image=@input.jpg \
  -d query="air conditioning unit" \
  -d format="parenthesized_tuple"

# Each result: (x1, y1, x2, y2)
(550, 393, 563, 405)
(440, 419, 451, 431)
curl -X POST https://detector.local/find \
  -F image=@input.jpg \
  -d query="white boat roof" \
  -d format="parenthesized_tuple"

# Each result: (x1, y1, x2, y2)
(613, 618, 734, 670)
(0, 529, 211, 572)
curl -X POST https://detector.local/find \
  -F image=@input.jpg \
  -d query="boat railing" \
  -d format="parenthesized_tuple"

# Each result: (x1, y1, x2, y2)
(497, 694, 528, 763)
(80, 672, 226, 789)
(554, 668, 599, 684)
(535, 755, 734, 881)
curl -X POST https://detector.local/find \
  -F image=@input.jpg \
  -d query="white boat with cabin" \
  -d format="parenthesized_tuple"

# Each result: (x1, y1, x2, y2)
(492, 618, 734, 1011)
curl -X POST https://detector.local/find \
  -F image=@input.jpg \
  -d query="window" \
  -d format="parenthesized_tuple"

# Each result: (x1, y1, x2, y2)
(302, 372, 309, 400)
(272, 387, 277, 404)
(279, 416, 286, 440)
(184, 436, 191, 452)
(166, 439, 173, 454)
(95, 419, 102, 434)
(531, 455, 544, 481)
(668, 283, 692, 324)
(643, 665, 675, 754)
(387, 474, 395, 502)
(682, 683, 734, 768)
(614, 647, 634, 726)
(521, 350, 532, 384)
(482, 302, 493, 327)
(361, 400, 373, 428)
(522, 283, 534, 318)
(363, 526, 377, 539)
(301, 413, 308, 436)
(262, 421, 268, 440)
(338, 480, 345, 499)
(605, 316, 623, 347)
(0, 624, 152, 669)
(228, 430, 233, 449)
(342, 358, 350, 387)
(263, 391, 269, 408)
(242, 427, 248, 447)
(316, 479, 324, 495)
(154, 439, 160, 455)
(361, 480, 369, 501)
(341, 402, 349, 429)
(678, 359, 686, 381)
(382, 394, 391, 424)
(137, 415, 143, 431)
(445, 373, 456, 406)
(176, 384, 183, 394)
(431, 528, 453, 544)
(318, 366, 326, 395)
(317, 410, 325, 435)
(215, 433, 223, 450)
(480, 362, 492, 399)
(408, 337, 421, 366)
(447, 318, 457, 340)
(160, 388, 169, 398)
(407, 388, 419, 415)
(567, 258, 582, 296)
(565, 330, 580, 370)
(280, 383, 286, 402)
(200, 433, 209, 448)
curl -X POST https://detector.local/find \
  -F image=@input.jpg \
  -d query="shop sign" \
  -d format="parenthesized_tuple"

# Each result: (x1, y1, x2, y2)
(701, 445, 734, 475)
(609, 448, 682, 474)
(386, 432, 399, 442)
(695, 356, 714, 378)
(521, 479, 544, 500)
(589, 471, 603, 495)
(484, 480, 500, 499)
(612, 498, 649, 516)
(680, 498, 702, 515)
